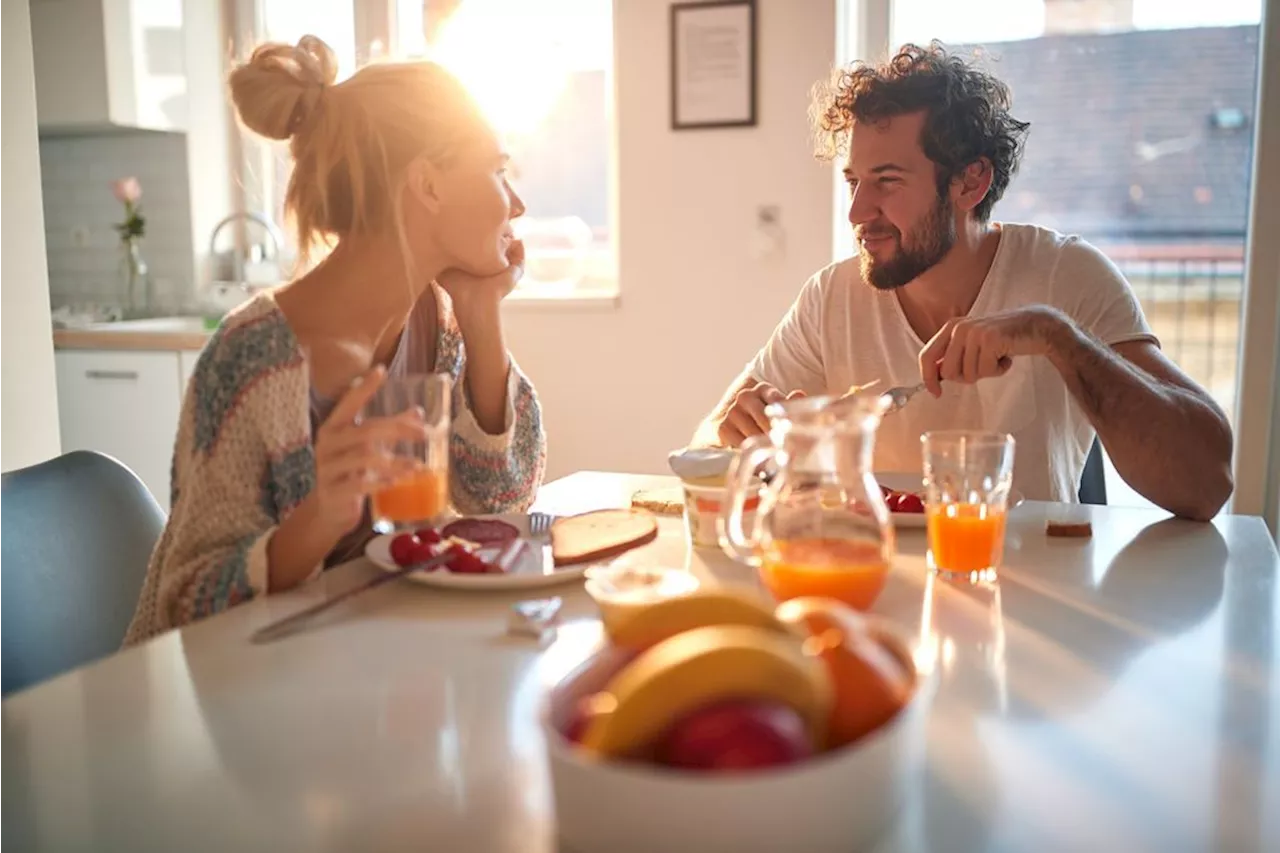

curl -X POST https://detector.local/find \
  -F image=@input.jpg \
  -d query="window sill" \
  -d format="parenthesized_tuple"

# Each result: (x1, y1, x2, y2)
(503, 287, 621, 310)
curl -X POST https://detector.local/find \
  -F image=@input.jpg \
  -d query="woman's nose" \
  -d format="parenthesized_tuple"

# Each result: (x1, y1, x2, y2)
(508, 185, 526, 219)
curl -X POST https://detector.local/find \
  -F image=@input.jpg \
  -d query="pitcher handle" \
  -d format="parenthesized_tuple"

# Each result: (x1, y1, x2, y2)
(718, 436, 777, 566)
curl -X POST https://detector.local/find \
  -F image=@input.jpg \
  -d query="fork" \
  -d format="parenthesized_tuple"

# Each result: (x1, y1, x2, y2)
(529, 511, 553, 538)
(879, 382, 928, 415)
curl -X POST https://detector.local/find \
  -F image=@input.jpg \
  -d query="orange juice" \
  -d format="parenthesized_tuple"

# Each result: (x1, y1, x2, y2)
(372, 467, 447, 525)
(759, 538, 890, 611)
(927, 503, 1007, 573)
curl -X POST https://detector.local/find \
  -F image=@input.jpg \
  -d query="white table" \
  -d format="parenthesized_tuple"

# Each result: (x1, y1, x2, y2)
(4, 472, 1278, 853)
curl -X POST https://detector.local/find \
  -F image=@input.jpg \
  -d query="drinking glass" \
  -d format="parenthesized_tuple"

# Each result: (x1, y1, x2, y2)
(921, 431, 1016, 583)
(364, 374, 451, 532)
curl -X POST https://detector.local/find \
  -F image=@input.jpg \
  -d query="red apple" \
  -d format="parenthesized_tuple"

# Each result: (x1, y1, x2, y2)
(563, 695, 597, 744)
(655, 700, 812, 773)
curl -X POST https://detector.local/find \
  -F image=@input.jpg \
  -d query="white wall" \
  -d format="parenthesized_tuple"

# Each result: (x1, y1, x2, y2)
(503, 0, 839, 480)
(2, 0, 61, 472)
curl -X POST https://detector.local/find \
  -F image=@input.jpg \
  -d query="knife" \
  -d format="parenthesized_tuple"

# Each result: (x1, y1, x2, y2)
(250, 550, 453, 644)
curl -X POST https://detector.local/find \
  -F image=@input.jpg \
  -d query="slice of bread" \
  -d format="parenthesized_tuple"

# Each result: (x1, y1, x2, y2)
(631, 486, 685, 516)
(551, 509, 660, 567)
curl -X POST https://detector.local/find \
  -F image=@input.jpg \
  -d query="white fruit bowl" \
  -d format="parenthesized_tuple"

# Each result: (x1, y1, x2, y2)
(541, 621, 933, 853)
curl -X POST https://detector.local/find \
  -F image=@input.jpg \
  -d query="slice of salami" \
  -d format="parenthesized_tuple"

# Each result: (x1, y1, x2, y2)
(442, 518, 521, 545)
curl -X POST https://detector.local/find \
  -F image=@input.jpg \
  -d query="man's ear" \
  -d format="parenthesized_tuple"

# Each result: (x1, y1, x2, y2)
(405, 157, 444, 214)
(952, 158, 994, 215)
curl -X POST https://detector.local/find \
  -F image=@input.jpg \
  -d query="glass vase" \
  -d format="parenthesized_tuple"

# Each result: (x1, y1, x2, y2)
(118, 239, 151, 319)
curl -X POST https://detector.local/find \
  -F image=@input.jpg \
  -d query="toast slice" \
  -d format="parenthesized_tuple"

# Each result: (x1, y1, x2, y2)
(631, 486, 685, 516)
(551, 509, 660, 567)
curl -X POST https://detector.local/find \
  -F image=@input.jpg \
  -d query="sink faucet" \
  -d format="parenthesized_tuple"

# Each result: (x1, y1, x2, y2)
(208, 211, 285, 288)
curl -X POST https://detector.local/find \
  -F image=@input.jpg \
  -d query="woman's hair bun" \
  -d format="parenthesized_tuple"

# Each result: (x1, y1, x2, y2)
(229, 34, 339, 141)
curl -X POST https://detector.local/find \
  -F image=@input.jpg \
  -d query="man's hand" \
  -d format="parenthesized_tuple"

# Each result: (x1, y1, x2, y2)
(918, 305, 1066, 395)
(714, 381, 804, 447)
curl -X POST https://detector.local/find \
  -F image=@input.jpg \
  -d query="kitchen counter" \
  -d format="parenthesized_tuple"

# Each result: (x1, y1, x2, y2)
(52, 317, 213, 352)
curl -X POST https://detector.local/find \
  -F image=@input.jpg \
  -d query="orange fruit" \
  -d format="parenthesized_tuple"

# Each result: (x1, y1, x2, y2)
(775, 597, 914, 748)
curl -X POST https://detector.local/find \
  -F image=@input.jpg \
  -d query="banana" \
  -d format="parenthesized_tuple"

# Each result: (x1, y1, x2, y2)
(605, 588, 795, 649)
(579, 625, 834, 758)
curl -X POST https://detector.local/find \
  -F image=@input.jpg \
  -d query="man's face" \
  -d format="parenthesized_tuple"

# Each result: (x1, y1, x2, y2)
(844, 110, 956, 290)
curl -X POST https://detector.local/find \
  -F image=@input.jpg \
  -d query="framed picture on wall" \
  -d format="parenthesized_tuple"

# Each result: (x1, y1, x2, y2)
(670, 0, 757, 130)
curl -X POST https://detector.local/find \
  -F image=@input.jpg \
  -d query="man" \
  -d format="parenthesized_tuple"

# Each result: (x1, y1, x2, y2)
(696, 43, 1232, 520)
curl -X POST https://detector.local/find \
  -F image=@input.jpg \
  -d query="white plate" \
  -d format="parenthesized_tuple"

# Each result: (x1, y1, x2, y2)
(874, 472, 1024, 530)
(364, 513, 589, 591)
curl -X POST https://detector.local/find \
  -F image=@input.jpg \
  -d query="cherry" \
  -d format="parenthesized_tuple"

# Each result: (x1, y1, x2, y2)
(416, 527, 443, 545)
(389, 534, 421, 567)
(896, 493, 925, 514)
(446, 545, 491, 574)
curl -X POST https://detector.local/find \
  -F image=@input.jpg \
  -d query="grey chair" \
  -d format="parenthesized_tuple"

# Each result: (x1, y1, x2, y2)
(2, 450, 164, 696)
(1079, 437, 1108, 505)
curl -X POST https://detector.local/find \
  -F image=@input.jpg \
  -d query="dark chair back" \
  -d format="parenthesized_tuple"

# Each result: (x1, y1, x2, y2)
(1079, 437, 1108, 505)
(2, 451, 164, 695)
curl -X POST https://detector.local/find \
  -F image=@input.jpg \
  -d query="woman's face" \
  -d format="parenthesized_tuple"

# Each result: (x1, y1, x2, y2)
(405, 129, 526, 277)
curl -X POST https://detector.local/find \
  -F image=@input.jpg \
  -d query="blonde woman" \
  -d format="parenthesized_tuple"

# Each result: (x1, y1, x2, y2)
(125, 36, 546, 643)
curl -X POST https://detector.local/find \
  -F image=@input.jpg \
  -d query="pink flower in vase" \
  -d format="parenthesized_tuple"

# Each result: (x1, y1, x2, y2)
(111, 177, 142, 204)
(111, 177, 146, 241)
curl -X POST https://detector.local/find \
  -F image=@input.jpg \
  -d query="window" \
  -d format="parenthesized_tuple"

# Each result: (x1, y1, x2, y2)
(394, 0, 616, 297)
(235, 0, 616, 298)
(841, 0, 1264, 508)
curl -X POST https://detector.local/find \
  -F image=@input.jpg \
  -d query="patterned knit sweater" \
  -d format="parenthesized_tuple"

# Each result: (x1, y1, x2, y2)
(123, 288, 546, 644)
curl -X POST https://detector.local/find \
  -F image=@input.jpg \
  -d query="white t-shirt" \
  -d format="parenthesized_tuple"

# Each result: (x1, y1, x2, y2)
(747, 223, 1157, 503)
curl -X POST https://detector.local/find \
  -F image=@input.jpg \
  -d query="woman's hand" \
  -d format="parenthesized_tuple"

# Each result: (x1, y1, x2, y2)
(267, 366, 426, 591)
(436, 239, 525, 322)
(311, 366, 426, 533)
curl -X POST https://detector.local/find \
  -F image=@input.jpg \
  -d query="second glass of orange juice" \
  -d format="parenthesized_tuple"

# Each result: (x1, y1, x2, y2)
(921, 431, 1016, 583)
(365, 373, 451, 533)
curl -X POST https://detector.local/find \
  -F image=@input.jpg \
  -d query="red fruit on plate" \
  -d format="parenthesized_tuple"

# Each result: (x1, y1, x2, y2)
(655, 699, 812, 773)
(884, 491, 902, 512)
(445, 545, 492, 574)
(416, 527, 443, 545)
(389, 534, 421, 567)
(896, 493, 925, 514)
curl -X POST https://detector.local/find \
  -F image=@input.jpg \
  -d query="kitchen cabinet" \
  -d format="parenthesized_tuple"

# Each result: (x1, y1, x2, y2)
(31, 0, 187, 132)
(54, 350, 183, 509)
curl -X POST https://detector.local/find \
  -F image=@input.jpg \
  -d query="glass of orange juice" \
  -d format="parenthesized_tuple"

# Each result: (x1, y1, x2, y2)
(921, 431, 1016, 583)
(365, 374, 451, 533)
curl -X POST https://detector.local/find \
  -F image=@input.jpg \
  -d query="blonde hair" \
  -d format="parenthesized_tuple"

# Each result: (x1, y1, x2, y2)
(228, 35, 489, 264)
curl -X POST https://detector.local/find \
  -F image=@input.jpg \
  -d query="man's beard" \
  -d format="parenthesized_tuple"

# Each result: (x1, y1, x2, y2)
(858, 196, 957, 291)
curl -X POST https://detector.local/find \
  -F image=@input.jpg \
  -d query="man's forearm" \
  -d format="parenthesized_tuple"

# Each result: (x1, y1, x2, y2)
(1041, 314, 1232, 520)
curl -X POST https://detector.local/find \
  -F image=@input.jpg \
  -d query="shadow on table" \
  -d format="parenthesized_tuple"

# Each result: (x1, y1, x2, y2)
(999, 516, 1228, 723)
(904, 519, 1228, 851)
(180, 602, 573, 852)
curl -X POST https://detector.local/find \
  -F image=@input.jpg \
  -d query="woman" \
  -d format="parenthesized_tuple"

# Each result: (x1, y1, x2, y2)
(125, 35, 546, 643)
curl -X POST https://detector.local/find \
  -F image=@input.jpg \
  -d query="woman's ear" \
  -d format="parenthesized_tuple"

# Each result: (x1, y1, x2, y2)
(405, 158, 443, 214)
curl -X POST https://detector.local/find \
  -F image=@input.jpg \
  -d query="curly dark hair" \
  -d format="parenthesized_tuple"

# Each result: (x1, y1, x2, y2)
(813, 42, 1030, 222)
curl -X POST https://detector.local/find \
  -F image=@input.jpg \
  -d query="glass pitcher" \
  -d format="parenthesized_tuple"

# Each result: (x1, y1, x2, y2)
(720, 393, 895, 611)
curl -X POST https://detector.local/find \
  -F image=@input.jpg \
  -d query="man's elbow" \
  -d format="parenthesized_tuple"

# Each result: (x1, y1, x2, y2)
(1177, 408, 1235, 521)
(1175, 460, 1233, 522)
